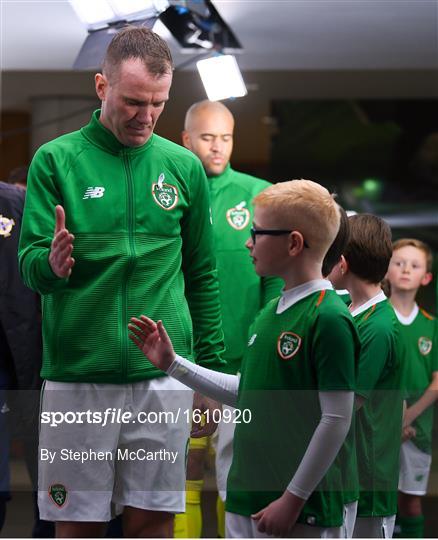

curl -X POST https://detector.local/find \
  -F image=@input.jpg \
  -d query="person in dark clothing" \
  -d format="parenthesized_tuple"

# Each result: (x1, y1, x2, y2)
(0, 180, 54, 537)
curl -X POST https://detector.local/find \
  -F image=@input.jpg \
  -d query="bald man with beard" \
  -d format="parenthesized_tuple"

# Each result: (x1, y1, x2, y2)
(179, 100, 282, 537)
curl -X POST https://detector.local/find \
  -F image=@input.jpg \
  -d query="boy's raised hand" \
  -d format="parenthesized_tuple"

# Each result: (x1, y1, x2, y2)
(128, 316, 176, 371)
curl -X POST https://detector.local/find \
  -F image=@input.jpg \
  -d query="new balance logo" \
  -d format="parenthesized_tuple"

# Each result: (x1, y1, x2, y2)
(83, 187, 105, 199)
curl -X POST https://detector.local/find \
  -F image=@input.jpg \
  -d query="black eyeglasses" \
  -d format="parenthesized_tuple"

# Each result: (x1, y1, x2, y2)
(250, 227, 309, 248)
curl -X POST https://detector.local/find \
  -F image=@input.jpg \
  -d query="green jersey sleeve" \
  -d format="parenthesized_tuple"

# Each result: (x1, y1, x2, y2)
(356, 322, 393, 398)
(18, 146, 69, 295)
(181, 160, 226, 372)
(312, 309, 357, 391)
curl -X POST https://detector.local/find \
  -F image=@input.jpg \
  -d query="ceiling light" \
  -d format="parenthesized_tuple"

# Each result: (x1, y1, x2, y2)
(197, 55, 247, 101)
(109, 0, 169, 20)
(70, 0, 115, 29)
(69, 0, 169, 30)
(70, 0, 170, 68)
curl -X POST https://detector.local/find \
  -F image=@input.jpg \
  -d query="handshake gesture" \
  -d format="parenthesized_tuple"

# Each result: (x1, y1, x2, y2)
(129, 316, 222, 439)
(49, 205, 75, 278)
(129, 316, 176, 372)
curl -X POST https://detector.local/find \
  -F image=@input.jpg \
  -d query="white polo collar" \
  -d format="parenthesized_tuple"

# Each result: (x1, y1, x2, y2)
(276, 279, 333, 314)
(350, 290, 387, 317)
(393, 303, 419, 325)
(336, 289, 350, 296)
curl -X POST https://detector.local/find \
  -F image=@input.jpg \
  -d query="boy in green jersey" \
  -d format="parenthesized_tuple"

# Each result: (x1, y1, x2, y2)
(386, 239, 438, 538)
(328, 214, 403, 538)
(177, 100, 281, 538)
(129, 179, 360, 538)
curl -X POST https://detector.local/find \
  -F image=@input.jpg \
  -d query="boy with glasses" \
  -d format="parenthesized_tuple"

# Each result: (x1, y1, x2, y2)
(180, 100, 281, 537)
(129, 179, 360, 538)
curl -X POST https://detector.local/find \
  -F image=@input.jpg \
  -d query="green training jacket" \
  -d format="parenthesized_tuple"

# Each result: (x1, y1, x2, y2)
(18, 110, 226, 383)
(208, 165, 283, 374)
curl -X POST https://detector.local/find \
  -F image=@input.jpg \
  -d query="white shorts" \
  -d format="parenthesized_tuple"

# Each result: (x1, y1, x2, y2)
(398, 439, 432, 496)
(225, 512, 344, 538)
(214, 404, 236, 501)
(38, 377, 193, 522)
(353, 515, 396, 538)
(343, 501, 358, 538)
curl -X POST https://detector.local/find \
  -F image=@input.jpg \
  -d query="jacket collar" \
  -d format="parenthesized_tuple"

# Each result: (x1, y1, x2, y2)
(81, 110, 155, 156)
(207, 163, 233, 191)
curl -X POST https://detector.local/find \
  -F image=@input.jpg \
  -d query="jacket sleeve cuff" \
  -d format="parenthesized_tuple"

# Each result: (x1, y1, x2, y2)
(37, 254, 69, 293)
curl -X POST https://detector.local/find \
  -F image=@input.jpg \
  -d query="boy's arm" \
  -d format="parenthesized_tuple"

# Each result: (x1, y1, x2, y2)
(252, 391, 353, 536)
(129, 316, 239, 407)
(404, 371, 438, 427)
(168, 355, 239, 407)
(286, 391, 354, 498)
(356, 323, 392, 400)
(355, 323, 394, 411)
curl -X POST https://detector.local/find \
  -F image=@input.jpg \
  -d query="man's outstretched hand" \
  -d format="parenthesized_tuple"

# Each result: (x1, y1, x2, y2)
(128, 316, 176, 371)
(49, 205, 75, 278)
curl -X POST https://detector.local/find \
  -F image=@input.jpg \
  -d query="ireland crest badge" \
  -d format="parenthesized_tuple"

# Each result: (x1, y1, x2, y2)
(418, 336, 432, 356)
(277, 332, 302, 360)
(226, 201, 250, 230)
(49, 483, 68, 508)
(152, 173, 179, 210)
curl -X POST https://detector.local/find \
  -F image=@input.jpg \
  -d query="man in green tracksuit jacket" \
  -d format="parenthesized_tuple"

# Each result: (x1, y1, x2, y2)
(179, 100, 282, 537)
(18, 28, 225, 538)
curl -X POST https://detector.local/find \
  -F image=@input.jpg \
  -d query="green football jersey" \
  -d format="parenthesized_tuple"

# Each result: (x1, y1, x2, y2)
(336, 413, 358, 505)
(354, 297, 403, 517)
(394, 305, 438, 454)
(208, 165, 282, 374)
(226, 288, 360, 527)
(19, 110, 226, 383)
